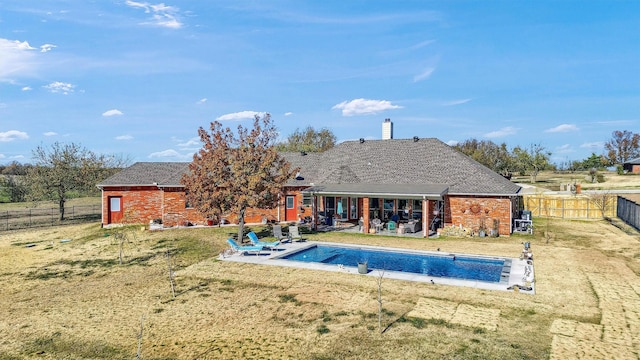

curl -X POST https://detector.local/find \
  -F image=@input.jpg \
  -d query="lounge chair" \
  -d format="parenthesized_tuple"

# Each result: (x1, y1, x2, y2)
(272, 225, 290, 242)
(289, 225, 305, 242)
(247, 231, 280, 248)
(226, 238, 264, 255)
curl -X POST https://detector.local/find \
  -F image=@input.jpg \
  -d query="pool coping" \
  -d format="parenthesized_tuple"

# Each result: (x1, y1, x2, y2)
(219, 241, 535, 294)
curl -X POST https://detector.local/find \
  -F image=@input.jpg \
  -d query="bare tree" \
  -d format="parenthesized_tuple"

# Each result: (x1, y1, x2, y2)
(588, 191, 616, 219)
(375, 269, 385, 334)
(136, 315, 145, 359)
(25, 142, 129, 220)
(166, 249, 176, 298)
(604, 130, 640, 166)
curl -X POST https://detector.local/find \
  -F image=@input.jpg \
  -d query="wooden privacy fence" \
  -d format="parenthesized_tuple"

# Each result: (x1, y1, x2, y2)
(0, 205, 101, 231)
(617, 196, 640, 231)
(522, 194, 616, 219)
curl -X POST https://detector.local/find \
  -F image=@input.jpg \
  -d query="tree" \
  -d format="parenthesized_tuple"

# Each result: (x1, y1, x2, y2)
(0, 175, 27, 202)
(580, 153, 607, 171)
(512, 144, 551, 183)
(605, 130, 640, 165)
(275, 126, 336, 153)
(181, 114, 297, 242)
(454, 139, 514, 175)
(25, 142, 129, 220)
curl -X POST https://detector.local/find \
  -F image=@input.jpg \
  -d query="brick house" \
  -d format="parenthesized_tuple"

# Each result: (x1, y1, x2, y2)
(97, 136, 522, 236)
(623, 157, 640, 174)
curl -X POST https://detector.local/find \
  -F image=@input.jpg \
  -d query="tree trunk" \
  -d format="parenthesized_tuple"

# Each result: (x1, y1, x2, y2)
(59, 198, 66, 221)
(237, 207, 246, 243)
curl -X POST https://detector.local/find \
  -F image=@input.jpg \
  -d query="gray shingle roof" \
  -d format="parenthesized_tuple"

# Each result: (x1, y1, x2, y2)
(97, 162, 189, 187)
(625, 157, 640, 165)
(293, 138, 521, 195)
(97, 138, 521, 196)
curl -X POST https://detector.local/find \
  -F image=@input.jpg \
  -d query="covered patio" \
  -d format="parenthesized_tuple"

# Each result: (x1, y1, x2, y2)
(302, 183, 449, 238)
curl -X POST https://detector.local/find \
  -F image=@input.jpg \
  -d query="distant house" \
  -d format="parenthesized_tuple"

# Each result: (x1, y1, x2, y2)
(97, 130, 522, 236)
(623, 157, 640, 174)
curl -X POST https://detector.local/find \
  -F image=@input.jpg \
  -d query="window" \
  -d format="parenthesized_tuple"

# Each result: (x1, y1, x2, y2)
(412, 199, 423, 220)
(398, 199, 408, 221)
(286, 196, 295, 209)
(338, 197, 348, 220)
(383, 199, 394, 220)
(350, 197, 357, 219)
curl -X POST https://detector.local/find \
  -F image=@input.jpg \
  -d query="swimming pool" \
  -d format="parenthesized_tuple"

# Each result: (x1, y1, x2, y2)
(280, 244, 508, 283)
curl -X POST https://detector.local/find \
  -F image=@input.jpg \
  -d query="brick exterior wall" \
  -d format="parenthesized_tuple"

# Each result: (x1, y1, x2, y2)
(101, 186, 307, 227)
(102, 186, 517, 236)
(445, 195, 514, 236)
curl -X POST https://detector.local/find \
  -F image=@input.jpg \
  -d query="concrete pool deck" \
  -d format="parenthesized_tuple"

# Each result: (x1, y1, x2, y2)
(219, 241, 535, 294)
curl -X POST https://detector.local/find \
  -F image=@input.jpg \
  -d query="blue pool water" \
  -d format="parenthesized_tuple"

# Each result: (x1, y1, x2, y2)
(281, 245, 505, 282)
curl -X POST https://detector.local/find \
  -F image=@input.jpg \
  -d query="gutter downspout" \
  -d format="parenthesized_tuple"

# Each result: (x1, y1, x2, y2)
(277, 193, 281, 223)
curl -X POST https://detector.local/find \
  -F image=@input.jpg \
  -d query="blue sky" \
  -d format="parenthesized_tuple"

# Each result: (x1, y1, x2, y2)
(1, 1, 638, 165)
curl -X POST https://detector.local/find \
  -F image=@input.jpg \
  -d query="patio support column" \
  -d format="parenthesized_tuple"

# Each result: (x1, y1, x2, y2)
(422, 198, 430, 238)
(312, 195, 318, 230)
(362, 197, 370, 233)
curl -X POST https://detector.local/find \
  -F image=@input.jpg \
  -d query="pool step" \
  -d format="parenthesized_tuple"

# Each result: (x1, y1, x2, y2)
(319, 253, 342, 263)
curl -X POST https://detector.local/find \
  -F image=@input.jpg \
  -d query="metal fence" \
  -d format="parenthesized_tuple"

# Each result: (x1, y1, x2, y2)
(617, 196, 640, 231)
(0, 205, 101, 231)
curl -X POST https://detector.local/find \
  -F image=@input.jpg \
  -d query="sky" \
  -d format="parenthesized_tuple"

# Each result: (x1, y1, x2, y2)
(1, 1, 639, 166)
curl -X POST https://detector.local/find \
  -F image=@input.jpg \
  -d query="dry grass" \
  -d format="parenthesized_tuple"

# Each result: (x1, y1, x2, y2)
(0, 218, 639, 359)
(511, 170, 640, 191)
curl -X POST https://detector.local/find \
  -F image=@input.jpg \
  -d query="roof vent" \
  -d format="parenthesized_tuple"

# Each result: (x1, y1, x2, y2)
(359, 138, 365, 143)
(295, 172, 304, 181)
(413, 136, 419, 142)
(300, 151, 307, 156)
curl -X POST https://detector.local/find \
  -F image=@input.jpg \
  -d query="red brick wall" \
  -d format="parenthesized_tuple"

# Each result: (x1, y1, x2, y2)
(445, 195, 514, 236)
(102, 186, 516, 235)
(101, 186, 163, 225)
(101, 186, 308, 227)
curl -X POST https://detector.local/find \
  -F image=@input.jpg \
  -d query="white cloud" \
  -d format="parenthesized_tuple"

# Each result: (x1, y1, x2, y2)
(484, 126, 517, 138)
(0, 154, 5, 159)
(43, 81, 75, 94)
(149, 149, 181, 158)
(442, 98, 471, 106)
(332, 98, 402, 116)
(555, 144, 574, 154)
(413, 67, 435, 82)
(177, 137, 200, 147)
(580, 141, 605, 149)
(40, 44, 57, 53)
(284, 112, 293, 116)
(196, 98, 207, 104)
(22, 86, 32, 91)
(102, 109, 124, 117)
(0, 130, 29, 142)
(446, 140, 459, 146)
(116, 135, 133, 140)
(0, 38, 37, 81)
(148, 149, 193, 160)
(43, 131, 57, 136)
(216, 111, 264, 121)
(545, 124, 579, 133)
(125, 1, 183, 29)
